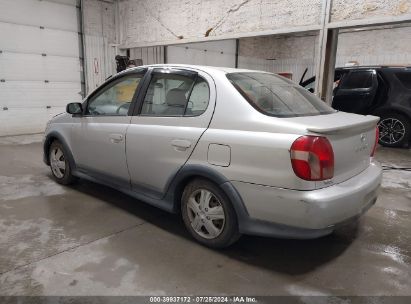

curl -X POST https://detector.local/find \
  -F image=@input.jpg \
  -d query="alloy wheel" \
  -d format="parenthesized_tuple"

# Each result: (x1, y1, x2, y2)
(378, 118, 406, 145)
(186, 189, 225, 239)
(50, 147, 66, 179)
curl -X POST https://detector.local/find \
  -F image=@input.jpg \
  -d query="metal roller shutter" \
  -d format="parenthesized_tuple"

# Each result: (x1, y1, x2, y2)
(0, 0, 83, 136)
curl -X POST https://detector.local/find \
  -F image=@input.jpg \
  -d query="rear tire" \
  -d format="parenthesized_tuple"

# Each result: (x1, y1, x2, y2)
(49, 140, 77, 185)
(378, 113, 410, 147)
(181, 179, 241, 248)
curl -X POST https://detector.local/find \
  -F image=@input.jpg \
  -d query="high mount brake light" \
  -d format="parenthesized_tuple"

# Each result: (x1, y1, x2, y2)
(290, 136, 334, 181)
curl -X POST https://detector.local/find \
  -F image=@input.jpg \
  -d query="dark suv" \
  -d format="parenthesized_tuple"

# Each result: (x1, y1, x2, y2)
(301, 66, 411, 147)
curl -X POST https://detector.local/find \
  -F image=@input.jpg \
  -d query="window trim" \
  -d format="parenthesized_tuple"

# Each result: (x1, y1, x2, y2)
(82, 69, 147, 117)
(133, 68, 211, 118)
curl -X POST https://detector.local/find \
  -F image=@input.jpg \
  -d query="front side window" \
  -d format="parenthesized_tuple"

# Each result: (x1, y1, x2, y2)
(227, 72, 334, 117)
(141, 73, 209, 117)
(87, 74, 144, 116)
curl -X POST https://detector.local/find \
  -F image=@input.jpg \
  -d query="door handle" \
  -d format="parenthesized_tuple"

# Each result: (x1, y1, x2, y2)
(171, 139, 192, 151)
(109, 133, 123, 144)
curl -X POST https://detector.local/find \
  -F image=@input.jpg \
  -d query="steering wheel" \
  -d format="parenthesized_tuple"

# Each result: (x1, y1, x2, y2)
(88, 106, 105, 115)
(116, 102, 131, 114)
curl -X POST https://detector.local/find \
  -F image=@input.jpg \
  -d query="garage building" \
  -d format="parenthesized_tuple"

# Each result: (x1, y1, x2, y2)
(0, 0, 410, 300)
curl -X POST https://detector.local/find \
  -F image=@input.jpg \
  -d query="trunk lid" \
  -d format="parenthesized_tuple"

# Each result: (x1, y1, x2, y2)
(284, 112, 379, 188)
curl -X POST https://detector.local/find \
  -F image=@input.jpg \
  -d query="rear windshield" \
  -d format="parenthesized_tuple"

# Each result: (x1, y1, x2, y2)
(227, 72, 335, 117)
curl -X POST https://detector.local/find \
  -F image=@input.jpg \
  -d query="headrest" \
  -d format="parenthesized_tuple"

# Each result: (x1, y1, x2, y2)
(166, 89, 187, 107)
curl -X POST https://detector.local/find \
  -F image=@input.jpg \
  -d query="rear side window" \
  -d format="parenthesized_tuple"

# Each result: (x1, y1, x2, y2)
(395, 72, 411, 89)
(187, 78, 210, 116)
(141, 73, 209, 117)
(227, 72, 334, 117)
(340, 71, 373, 89)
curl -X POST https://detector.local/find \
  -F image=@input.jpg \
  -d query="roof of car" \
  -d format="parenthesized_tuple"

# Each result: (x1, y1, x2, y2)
(336, 65, 411, 71)
(126, 64, 268, 75)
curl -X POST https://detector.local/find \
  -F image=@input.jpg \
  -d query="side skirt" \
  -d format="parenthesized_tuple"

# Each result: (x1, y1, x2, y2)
(73, 170, 175, 213)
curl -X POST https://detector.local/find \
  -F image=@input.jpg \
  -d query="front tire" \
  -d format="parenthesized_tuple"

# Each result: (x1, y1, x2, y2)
(181, 179, 241, 248)
(378, 113, 410, 147)
(49, 140, 77, 185)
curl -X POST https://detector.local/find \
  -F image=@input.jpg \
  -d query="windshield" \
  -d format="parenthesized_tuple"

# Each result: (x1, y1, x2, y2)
(227, 72, 335, 117)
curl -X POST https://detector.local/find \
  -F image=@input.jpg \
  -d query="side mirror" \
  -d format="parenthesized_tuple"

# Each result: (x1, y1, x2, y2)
(66, 102, 83, 115)
(308, 88, 314, 93)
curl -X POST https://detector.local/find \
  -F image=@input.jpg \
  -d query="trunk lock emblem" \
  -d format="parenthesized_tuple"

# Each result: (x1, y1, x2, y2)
(355, 133, 369, 152)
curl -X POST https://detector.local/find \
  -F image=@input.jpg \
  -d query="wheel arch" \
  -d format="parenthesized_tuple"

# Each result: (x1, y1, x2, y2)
(43, 131, 76, 170)
(373, 106, 411, 120)
(164, 164, 249, 229)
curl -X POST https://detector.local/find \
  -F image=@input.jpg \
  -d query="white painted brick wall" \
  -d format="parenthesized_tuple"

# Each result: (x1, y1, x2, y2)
(238, 34, 318, 82)
(337, 26, 411, 66)
(331, 0, 411, 22)
(82, 0, 411, 90)
(238, 25, 411, 81)
(239, 35, 318, 60)
(118, 0, 322, 47)
(338, 26, 411, 58)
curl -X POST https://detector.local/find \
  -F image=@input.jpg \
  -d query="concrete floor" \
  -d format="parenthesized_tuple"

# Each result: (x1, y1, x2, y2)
(0, 134, 410, 296)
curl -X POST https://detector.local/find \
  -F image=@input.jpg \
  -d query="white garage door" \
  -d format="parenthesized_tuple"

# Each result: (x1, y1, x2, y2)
(0, 0, 82, 136)
(167, 40, 236, 68)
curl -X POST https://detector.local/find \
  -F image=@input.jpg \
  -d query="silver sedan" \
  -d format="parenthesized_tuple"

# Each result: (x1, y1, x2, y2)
(43, 64, 382, 248)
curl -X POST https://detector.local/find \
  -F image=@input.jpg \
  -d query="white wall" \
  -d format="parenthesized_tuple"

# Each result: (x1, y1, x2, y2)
(118, 0, 411, 48)
(336, 25, 411, 67)
(331, 0, 411, 23)
(237, 25, 411, 83)
(238, 34, 318, 83)
(118, 0, 323, 47)
(84, 0, 411, 92)
(82, 0, 118, 94)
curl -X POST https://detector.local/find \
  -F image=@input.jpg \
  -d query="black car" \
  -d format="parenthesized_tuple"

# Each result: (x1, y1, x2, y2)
(300, 66, 411, 147)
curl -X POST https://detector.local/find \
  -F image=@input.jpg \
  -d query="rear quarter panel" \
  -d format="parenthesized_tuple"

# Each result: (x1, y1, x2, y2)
(187, 128, 315, 189)
(186, 71, 317, 190)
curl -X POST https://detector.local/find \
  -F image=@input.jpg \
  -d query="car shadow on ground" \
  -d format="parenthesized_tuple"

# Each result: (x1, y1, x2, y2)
(67, 177, 358, 276)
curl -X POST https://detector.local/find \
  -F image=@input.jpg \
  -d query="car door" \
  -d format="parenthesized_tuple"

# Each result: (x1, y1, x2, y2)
(71, 69, 147, 186)
(332, 69, 378, 115)
(126, 68, 215, 199)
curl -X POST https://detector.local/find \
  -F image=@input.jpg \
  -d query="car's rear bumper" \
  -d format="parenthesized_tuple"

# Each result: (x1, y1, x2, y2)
(231, 161, 382, 239)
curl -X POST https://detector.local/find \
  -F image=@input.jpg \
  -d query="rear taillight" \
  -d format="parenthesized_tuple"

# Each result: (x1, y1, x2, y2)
(371, 127, 379, 157)
(290, 136, 334, 181)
